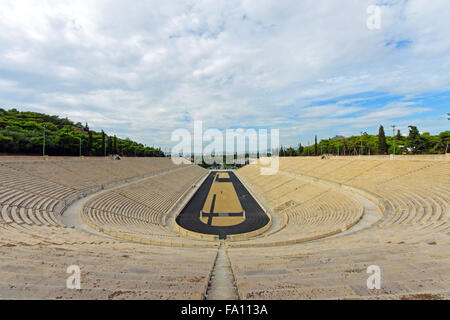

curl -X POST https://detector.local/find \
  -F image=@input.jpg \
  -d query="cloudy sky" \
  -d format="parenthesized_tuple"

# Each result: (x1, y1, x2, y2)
(1, 0, 449, 151)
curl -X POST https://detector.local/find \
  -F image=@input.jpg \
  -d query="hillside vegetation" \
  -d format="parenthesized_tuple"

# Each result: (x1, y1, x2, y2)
(281, 125, 450, 156)
(0, 108, 164, 157)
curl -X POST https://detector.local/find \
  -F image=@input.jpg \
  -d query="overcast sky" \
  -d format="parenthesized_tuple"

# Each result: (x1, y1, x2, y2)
(1, 0, 449, 151)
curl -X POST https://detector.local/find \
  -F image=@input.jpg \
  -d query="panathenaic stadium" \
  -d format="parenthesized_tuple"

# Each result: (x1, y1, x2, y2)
(0, 155, 449, 300)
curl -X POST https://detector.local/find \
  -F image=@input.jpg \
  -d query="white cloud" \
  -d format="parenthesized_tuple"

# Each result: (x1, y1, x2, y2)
(0, 0, 449, 148)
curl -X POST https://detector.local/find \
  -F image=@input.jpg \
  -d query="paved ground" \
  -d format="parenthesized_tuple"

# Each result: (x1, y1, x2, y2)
(176, 171, 270, 239)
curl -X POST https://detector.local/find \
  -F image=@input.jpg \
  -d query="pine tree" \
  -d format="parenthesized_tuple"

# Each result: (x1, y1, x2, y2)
(406, 126, 427, 154)
(378, 125, 387, 154)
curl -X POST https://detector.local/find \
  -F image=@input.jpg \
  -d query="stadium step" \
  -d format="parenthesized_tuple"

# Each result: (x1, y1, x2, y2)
(205, 244, 239, 300)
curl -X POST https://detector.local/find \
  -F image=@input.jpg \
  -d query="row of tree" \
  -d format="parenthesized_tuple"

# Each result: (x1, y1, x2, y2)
(1, 109, 448, 158)
(280, 125, 450, 156)
(0, 108, 164, 157)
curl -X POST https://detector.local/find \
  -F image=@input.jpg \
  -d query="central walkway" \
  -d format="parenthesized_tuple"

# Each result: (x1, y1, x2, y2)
(205, 244, 239, 300)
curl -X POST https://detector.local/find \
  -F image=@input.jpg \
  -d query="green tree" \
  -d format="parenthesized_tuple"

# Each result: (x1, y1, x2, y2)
(406, 126, 427, 154)
(87, 131, 93, 156)
(108, 136, 112, 155)
(285, 146, 296, 156)
(297, 143, 304, 155)
(101, 130, 106, 156)
(314, 136, 318, 155)
(378, 125, 387, 154)
(438, 131, 450, 153)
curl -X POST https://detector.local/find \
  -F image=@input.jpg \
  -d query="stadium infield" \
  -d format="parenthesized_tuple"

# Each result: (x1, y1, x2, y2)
(175, 171, 270, 239)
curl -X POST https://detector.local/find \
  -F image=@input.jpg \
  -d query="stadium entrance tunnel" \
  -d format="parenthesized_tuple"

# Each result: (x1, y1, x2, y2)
(175, 171, 270, 240)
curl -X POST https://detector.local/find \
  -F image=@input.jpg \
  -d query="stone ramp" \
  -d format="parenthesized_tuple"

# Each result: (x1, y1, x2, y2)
(205, 244, 239, 300)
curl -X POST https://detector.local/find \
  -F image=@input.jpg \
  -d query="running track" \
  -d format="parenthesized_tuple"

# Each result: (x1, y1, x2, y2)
(175, 171, 270, 239)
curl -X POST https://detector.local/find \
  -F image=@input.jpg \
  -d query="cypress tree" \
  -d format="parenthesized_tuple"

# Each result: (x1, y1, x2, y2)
(101, 130, 106, 156)
(298, 143, 304, 155)
(108, 136, 113, 155)
(280, 145, 285, 157)
(87, 131, 93, 156)
(314, 136, 318, 156)
(378, 125, 387, 154)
